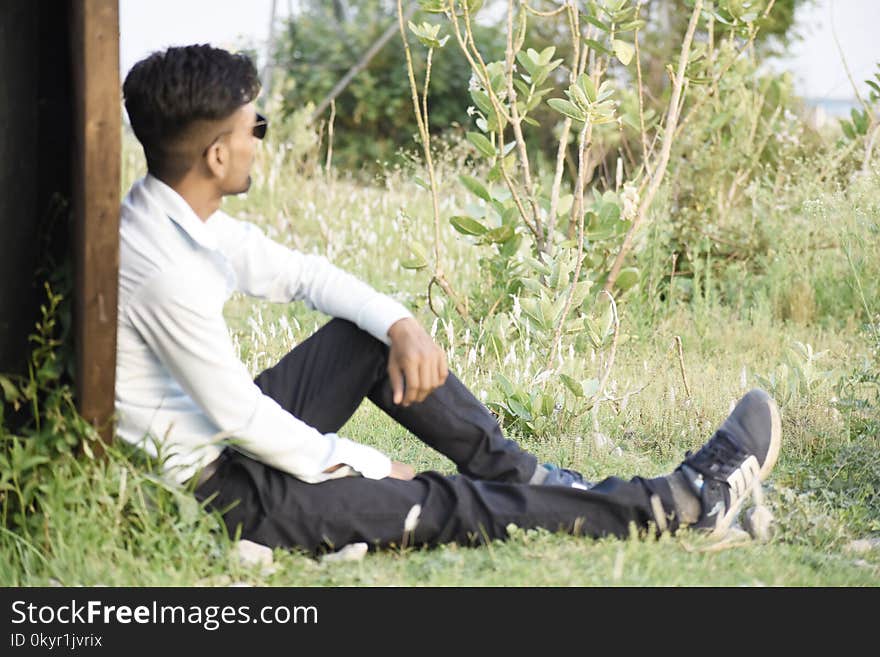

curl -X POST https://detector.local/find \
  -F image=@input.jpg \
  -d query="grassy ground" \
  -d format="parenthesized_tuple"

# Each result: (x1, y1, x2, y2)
(1, 135, 878, 586)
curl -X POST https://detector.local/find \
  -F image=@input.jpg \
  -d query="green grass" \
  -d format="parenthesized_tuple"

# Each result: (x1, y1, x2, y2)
(2, 135, 878, 586)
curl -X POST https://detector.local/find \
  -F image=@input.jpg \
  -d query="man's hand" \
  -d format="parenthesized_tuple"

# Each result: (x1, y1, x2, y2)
(387, 317, 448, 406)
(388, 461, 416, 480)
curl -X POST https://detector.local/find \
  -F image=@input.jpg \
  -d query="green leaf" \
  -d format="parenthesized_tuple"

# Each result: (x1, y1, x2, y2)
(513, 77, 531, 99)
(489, 72, 506, 94)
(569, 83, 590, 110)
(619, 19, 647, 32)
(621, 113, 641, 131)
(596, 81, 615, 102)
(560, 373, 584, 397)
(419, 0, 446, 12)
(520, 279, 542, 296)
(599, 201, 621, 225)
(522, 298, 547, 330)
(557, 194, 573, 216)
(408, 20, 447, 48)
(500, 232, 521, 258)
(481, 225, 515, 244)
(582, 378, 600, 398)
(495, 373, 515, 397)
(567, 280, 593, 311)
(577, 74, 597, 103)
(20, 454, 50, 470)
(412, 176, 430, 190)
(615, 267, 639, 292)
(547, 98, 586, 122)
(537, 392, 553, 418)
(500, 205, 519, 226)
(399, 258, 427, 271)
(612, 39, 635, 66)
(582, 14, 610, 32)
(840, 119, 856, 140)
(584, 317, 603, 348)
(583, 38, 611, 57)
(470, 89, 494, 116)
(537, 46, 556, 65)
(524, 256, 551, 275)
(852, 108, 869, 134)
(450, 0, 484, 16)
(531, 69, 548, 88)
(0, 375, 20, 402)
(400, 241, 429, 270)
(459, 174, 492, 202)
(515, 50, 537, 78)
(467, 131, 497, 158)
(507, 397, 532, 421)
(450, 215, 489, 236)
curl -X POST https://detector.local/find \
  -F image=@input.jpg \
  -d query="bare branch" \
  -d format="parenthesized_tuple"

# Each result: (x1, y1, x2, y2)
(504, 0, 544, 250)
(604, 0, 704, 294)
(634, 1, 651, 179)
(674, 335, 692, 400)
(446, 0, 541, 244)
(324, 99, 336, 173)
(397, 0, 468, 318)
(546, 119, 593, 371)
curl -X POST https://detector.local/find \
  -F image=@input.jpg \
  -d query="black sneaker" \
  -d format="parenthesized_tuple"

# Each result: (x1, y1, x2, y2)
(540, 464, 594, 490)
(678, 389, 782, 535)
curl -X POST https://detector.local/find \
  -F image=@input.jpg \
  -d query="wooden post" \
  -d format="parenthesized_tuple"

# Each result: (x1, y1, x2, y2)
(70, 0, 121, 445)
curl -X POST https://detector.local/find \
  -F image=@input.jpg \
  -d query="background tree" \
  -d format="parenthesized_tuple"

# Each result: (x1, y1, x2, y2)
(273, 0, 506, 169)
(272, 0, 805, 172)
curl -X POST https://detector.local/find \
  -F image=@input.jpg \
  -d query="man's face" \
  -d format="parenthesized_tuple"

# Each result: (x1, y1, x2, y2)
(215, 102, 260, 195)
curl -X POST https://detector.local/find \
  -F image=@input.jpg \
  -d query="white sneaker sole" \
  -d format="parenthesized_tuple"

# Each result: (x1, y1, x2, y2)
(709, 393, 782, 537)
(759, 394, 783, 481)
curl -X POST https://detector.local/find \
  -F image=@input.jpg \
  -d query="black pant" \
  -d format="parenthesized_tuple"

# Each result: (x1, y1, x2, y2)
(195, 319, 679, 554)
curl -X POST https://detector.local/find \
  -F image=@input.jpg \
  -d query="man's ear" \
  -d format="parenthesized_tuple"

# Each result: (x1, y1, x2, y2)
(203, 141, 227, 180)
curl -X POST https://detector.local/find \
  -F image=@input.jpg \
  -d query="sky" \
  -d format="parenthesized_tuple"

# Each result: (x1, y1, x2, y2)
(773, 0, 876, 99)
(119, 0, 877, 102)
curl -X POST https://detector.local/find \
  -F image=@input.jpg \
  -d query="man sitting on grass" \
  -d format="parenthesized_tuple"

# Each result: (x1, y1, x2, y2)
(115, 44, 781, 554)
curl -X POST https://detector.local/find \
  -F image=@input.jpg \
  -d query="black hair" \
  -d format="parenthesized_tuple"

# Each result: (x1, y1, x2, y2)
(122, 44, 261, 180)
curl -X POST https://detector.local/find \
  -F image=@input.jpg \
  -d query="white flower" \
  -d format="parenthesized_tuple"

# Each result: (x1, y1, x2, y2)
(621, 183, 640, 220)
(532, 369, 552, 386)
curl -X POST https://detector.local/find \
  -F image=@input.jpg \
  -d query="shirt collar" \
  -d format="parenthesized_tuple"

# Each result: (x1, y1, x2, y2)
(143, 173, 220, 251)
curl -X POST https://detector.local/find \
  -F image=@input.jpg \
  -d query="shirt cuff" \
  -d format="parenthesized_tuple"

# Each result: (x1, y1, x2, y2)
(324, 434, 392, 480)
(357, 296, 413, 346)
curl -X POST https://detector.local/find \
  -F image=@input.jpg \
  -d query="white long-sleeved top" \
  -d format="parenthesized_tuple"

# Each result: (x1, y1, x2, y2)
(115, 174, 413, 485)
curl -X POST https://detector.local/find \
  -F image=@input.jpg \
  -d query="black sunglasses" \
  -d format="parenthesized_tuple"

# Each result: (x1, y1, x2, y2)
(252, 112, 268, 140)
(203, 112, 269, 156)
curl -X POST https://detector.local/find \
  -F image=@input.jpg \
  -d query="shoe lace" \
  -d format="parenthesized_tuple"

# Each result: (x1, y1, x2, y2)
(684, 430, 748, 481)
